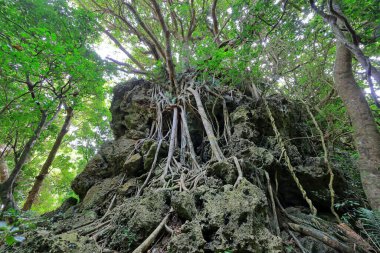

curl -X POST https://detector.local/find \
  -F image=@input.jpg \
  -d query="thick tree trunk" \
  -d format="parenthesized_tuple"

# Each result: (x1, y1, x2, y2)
(22, 107, 73, 211)
(0, 112, 48, 211)
(333, 42, 380, 210)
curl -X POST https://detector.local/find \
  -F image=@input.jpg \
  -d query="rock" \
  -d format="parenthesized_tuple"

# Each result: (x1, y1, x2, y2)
(100, 136, 137, 175)
(142, 140, 167, 172)
(207, 161, 236, 184)
(239, 146, 275, 172)
(199, 179, 282, 252)
(108, 190, 170, 252)
(168, 221, 206, 253)
(110, 79, 154, 139)
(232, 122, 260, 141)
(123, 153, 143, 176)
(276, 159, 349, 211)
(172, 191, 197, 221)
(71, 154, 108, 200)
(12, 230, 98, 253)
(118, 178, 138, 196)
(81, 176, 121, 211)
(230, 105, 253, 124)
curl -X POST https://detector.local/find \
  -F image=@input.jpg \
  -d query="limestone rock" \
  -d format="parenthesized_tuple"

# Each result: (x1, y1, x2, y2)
(172, 191, 197, 221)
(123, 153, 143, 176)
(207, 161, 236, 184)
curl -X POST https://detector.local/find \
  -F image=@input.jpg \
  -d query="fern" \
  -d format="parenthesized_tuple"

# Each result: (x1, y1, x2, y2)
(357, 208, 380, 251)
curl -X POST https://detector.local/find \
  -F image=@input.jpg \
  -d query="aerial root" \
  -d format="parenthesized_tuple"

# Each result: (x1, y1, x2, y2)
(264, 171, 280, 236)
(303, 101, 340, 222)
(187, 87, 224, 161)
(263, 97, 317, 216)
(231, 156, 243, 188)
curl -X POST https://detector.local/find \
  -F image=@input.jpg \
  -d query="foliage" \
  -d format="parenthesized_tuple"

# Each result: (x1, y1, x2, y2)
(0, 0, 112, 212)
(0, 208, 36, 246)
(357, 208, 380, 250)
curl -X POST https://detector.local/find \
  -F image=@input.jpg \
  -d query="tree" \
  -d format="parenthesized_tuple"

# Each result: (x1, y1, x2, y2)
(22, 106, 73, 211)
(0, 0, 109, 210)
(308, 0, 380, 210)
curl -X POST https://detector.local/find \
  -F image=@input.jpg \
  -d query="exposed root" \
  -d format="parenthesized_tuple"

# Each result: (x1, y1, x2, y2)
(131, 208, 173, 253)
(204, 85, 232, 143)
(160, 106, 179, 182)
(287, 229, 308, 253)
(187, 87, 224, 161)
(288, 223, 355, 253)
(265, 171, 280, 236)
(231, 156, 243, 188)
(263, 97, 317, 216)
(303, 101, 340, 222)
(179, 102, 200, 170)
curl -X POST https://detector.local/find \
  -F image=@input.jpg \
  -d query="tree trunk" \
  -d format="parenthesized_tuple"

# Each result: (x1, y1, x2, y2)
(333, 42, 380, 211)
(0, 158, 9, 183)
(0, 111, 48, 211)
(22, 107, 73, 211)
(0, 145, 10, 183)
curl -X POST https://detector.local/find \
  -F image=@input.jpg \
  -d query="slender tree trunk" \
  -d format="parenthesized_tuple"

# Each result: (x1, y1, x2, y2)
(22, 107, 73, 211)
(0, 145, 10, 183)
(333, 42, 380, 210)
(0, 158, 9, 183)
(0, 111, 48, 210)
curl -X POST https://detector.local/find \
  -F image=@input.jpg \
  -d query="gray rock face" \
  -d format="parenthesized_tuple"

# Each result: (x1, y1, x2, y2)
(10, 80, 358, 253)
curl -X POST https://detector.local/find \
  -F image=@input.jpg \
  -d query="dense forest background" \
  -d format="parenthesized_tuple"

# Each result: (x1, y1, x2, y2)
(0, 0, 379, 251)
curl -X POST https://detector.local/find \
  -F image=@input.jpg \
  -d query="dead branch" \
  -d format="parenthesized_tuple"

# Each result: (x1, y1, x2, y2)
(288, 223, 355, 253)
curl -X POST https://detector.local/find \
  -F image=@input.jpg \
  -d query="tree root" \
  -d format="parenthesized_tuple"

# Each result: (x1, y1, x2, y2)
(132, 208, 173, 253)
(304, 101, 340, 222)
(263, 97, 317, 215)
(231, 156, 243, 187)
(160, 107, 179, 181)
(187, 87, 224, 161)
(265, 171, 280, 236)
(288, 223, 355, 253)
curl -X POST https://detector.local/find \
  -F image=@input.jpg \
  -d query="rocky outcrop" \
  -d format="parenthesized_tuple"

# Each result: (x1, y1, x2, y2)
(8, 79, 359, 253)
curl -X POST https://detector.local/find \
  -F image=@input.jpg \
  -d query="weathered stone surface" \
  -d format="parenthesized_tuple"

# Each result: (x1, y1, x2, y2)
(10, 79, 359, 253)
(168, 179, 282, 253)
(207, 161, 236, 184)
(123, 153, 143, 176)
(108, 190, 170, 252)
(142, 139, 168, 172)
(172, 191, 197, 221)
(80, 176, 121, 211)
(168, 221, 206, 253)
(110, 79, 154, 139)
(12, 230, 98, 253)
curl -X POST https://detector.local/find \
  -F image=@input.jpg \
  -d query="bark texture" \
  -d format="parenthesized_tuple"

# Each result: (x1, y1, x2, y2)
(0, 112, 48, 210)
(22, 107, 73, 211)
(0, 145, 10, 183)
(0, 158, 9, 184)
(333, 42, 380, 210)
